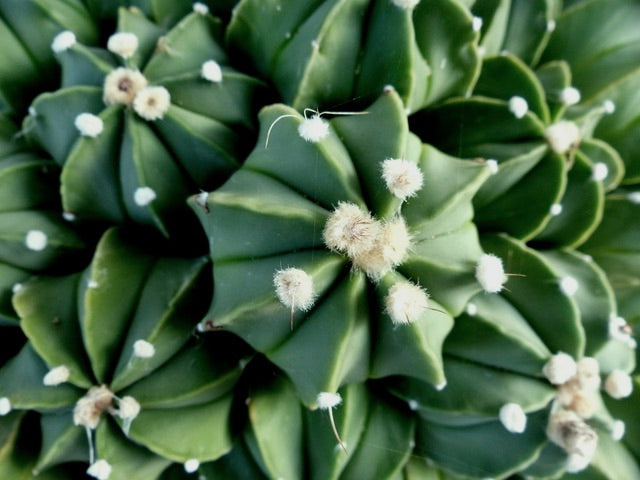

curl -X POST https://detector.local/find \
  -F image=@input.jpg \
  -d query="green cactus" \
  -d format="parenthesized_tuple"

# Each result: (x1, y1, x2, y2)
(0, 0, 639, 479)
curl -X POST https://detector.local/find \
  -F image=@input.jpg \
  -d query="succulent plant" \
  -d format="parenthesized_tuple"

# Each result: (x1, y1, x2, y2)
(0, 0, 639, 479)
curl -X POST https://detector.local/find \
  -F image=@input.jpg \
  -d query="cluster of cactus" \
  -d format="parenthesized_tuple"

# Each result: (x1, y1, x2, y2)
(1, 0, 639, 479)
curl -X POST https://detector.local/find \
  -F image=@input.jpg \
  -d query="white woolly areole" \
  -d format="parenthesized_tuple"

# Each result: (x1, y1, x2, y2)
(608, 315, 636, 348)
(107, 32, 139, 59)
(546, 19, 557, 32)
(63, 211, 76, 221)
(604, 370, 633, 399)
(465, 302, 478, 316)
(184, 459, 200, 473)
(543, 352, 577, 385)
(545, 120, 581, 154)
(134, 186, 156, 206)
(323, 202, 382, 258)
(201, 60, 223, 82)
(603, 100, 616, 114)
(133, 86, 171, 121)
(408, 399, 419, 411)
(559, 276, 579, 296)
(317, 392, 342, 409)
(475, 254, 506, 293)
(117, 396, 140, 420)
(612, 420, 626, 441)
(575, 357, 601, 392)
(88, 279, 99, 289)
(273, 268, 315, 312)
(508, 96, 529, 119)
(25, 230, 48, 251)
(73, 385, 113, 429)
(391, 0, 420, 9)
(628, 191, 640, 204)
(87, 459, 112, 480)
(11, 283, 23, 294)
(385, 281, 429, 325)
(133, 339, 156, 358)
(298, 115, 330, 142)
(565, 452, 591, 473)
(547, 409, 598, 459)
(486, 159, 499, 174)
(51, 30, 76, 53)
(592, 162, 609, 181)
(550, 203, 563, 216)
(499, 403, 527, 434)
(193, 2, 209, 14)
(103, 68, 148, 105)
(560, 87, 581, 106)
(472, 16, 483, 32)
(75, 113, 104, 138)
(43, 365, 70, 386)
(0, 397, 11, 415)
(381, 158, 424, 201)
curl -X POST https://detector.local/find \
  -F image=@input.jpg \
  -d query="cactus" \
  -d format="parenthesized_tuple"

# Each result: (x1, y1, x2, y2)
(0, 0, 639, 479)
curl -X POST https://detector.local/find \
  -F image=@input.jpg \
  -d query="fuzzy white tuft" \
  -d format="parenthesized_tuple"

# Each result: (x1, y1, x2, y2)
(575, 357, 601, 392)
(603, 100, 616, 114)
(133, 186, 156, 206)
(436, 381, 447, 391)
(604, 370, 633, 399)
(117, 396, 140, 420)
(385, 281, 429, 325)
(273, 268, 315, 312)
(565, 452, 591, 473)
(298, 115, 330, 143)
(547, 409, 598, 460)
(407, 399, 419, 411)
(543, 352, 577, 385)
(87, 459, 112, 480)
(184, 458, 200, 473)
(63, 211, 76, 221)
(0, 397, 11, 415)
(391, 0, 420, 9)
(499, 403, 527, 434)
(73, 385, 113, 429)
(193, 2, 209, 14)
(133, 86, 171, 121)
(25, 230, 48, 251)
(475, 254, 506, 293)
(472, 16, 483, 32)
(608, 314, 636, 348)
(559, 276, 579, 296)
(592, 162, 609, 182)
(486, 159, 499, 174)
(546, 19, 557, 32)
(107, 32, 139, 59)
(133, 339, 156, 359)
(612, 420, 626, 441)
(465, 302, 478, 316)
(381, 158, 424, 201)
(75, 113, 104, 138)
(628, 191, 640, 204)
(560, 87, 581, 106)
(11, 283, 23, 294)
(550, 203, 563, 216)
(43, 365, 70, 386)
(317, 392, 342, 410)
(201, 59, 223, 82)
(508, 96, 529, 119)
(51, 30, 76, 53)
(103, 68, 148, 105)
(545, 121, 581, 154)
(323, 202, 381, 258)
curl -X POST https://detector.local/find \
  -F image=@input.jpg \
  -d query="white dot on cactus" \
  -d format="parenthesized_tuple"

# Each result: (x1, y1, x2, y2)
(11, 283, 23, 294)
(625, 191, 640, 204)
(192, 2, 209, 14)
(103, 67, 148, 105)
(107, 32, 139, 59)
(608, 314, 636, 347)
(25, 230, 48, 251)
(612, 420, 626, 441)
(472, 16, 483, 32)
(604, 370, 633, 399)
(273, 268, 315, 312)
(559, 276, 579, 296)
(550, 203, 563, 216)
(87, 459, 112, 480)
(543, 352, 577, 385)
(475, 253, 506, 293)
(575, 357, 601, 392)
(603, 99, 616, 114)
(298, 114, 330, 143)
(28, 106, 37, 117)
(546, 19, 556, 32)
(381, 158, 424, 201)
(133, 339, 156, 359)
(43, 365, 70, 386)
(592, 163, 609, 181)
(391, 0, 420, 9)
(133, 186, 156, 206)
(499, 403, 527, 434)
(133, 86, 171, 121)
(51, 30, 76, 53)
(465, 302, 478, 316)
(317, 392, 342, 410)
(560, 87, 581, 106)
(486, 159, 499, 174)
(74, 113, 104, 138)
(436, 381, 447, 391)
(565, 452, 591, 473)
(117, 396, 140, 420)
(62, 211, 76, 221)
(0, 397, 11, 415)
(323, 202, 381, 258)
(73, 385, 113, 429)
(385, 281, 429, 325)
(201, 60, 223, 83)
(184, 459, 200, 473)
(508, 96, 529, 119)
(545, 120, 581, 154)
(547, 409, 598, 460)
(407, 399, 419, 411)
(88, 279, 99, 289)
(196, 191, 209, 208)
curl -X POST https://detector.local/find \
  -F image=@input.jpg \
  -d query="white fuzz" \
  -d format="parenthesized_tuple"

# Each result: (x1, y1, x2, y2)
(73, 385, 113, 429)
(608, 314, 636, 348)
(604, 370, 633, 399)
(298, 115, 330, 142)
(323, 202, 382, 258)
(133, 86, 171, 121)
(550, 203, 563, 216)
(628, 191, 640, 204)
(472, 16, 483, 32)
(0, 397, 11, 415)
(475, 254, 506, 293)
(407, 399, 419, 411)
(545, 121, 581, 154)
(352, 217, 411, 280)
(196, 191, 209, 209)
(87, 459, 112, 480)
(317, 392, 342, 410)
(51, 30, 76, 53)
(28, 106, 37, 117)
(560, 87, 581, 106)
(603, 100, 616, 114)
(103, 68, 148, 105)
(465, 302, 478, 316)
(391, 0, 420, 8)
(592, 162, 608, 181)
(436, 381, 447, 391)
(559, 276, 579, 296)
(133, 339, 156, 359)
(508, 96, 529, 119)
(63, 211, 76, 221)
(193, 2, 209, 14)
(43, 365, 70, 386)
(499, 403, 527, 434)
(11, 283, 23, 294)
(25, 230, 48, 251)
(543, 352, 577, 385)
(575, 357, 601, 392)
(385, 281, 429, 325)
(565, 452, 591, 473)
(612, 420, 626, 441)
(201, 60, 223, 83)
(381, 158, 424, 201)
(88, 280, 99, 289)
(547, 409, 598, 459)
(74, 113, 104, 138)
(134, 186, 156, 206)
(184, 459, 200, 473)
(117, 396, 140, 420)
(486, 159, 499, 174)
(107, 32, 139, 59)
(273, 268, 315, 312)
(546, 19, 557, 32)
(558, 386, 598, 419)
